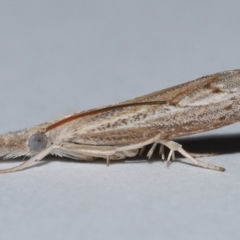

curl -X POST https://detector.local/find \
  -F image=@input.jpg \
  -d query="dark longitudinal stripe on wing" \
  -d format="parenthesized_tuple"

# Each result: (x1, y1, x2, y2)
(46, 101, 167, 131)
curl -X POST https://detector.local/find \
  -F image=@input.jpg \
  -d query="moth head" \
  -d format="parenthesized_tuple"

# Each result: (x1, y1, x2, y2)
(0, 129, 49, 159)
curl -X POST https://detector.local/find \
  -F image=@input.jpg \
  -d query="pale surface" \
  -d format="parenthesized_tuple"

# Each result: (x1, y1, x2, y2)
(0, 1, 240, 240)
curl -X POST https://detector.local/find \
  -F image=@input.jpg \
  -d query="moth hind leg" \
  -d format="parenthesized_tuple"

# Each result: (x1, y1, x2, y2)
(145, 140, 224, 171)
(187, 152, 218, 158)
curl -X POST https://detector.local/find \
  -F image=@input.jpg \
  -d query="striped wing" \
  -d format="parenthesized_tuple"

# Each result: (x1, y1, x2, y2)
(45, 70, 240, 146)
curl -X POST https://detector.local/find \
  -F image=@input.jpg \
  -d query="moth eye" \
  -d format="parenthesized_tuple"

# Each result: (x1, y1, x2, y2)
(28, 132, 47, 152)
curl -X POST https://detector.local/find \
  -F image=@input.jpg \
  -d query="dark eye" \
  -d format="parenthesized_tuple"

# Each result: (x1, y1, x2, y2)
(28, 132, 47, 153)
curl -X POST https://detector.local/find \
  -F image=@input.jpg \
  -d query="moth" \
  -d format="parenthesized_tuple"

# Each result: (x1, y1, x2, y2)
(1, 69, 240, 173)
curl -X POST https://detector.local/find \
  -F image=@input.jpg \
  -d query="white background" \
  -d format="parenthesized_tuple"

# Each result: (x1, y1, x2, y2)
(0, 1, 240, 239)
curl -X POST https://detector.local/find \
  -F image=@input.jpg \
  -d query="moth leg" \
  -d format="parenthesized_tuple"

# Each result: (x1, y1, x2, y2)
(93, 134, 162, 160)
(187, 152, 218, 158)
(106, 155, 110, 166)
(59, 134, 161, 163)
(121, 149, 138, 158)
(112, 134, 166, 160)
(177, 147, 224, 171)
(146, 143, 157, 159)
(55, 143, 137, 164)
(147, 142, 174, 161)
(139, 146, 146, 156)
(158, 140, 225, 172)
(166, 149, 176, 162)
(172, 151, 176, 160)
(159, 144, 165, 160)
(0, 145, 54, 174)
(106, 152, 129, 165)
(147, 143, 168, 159)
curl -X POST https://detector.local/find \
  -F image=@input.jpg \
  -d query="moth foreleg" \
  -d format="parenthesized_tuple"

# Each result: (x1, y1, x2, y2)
(0, 145, 54, 174)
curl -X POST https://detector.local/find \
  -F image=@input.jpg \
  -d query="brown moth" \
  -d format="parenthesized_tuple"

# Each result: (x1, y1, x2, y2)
(1, 69, 240, 173)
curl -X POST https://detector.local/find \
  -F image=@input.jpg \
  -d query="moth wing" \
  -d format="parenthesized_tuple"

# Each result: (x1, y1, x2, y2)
(42, 70, 240, 133)
(44, 69, 240, 146)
